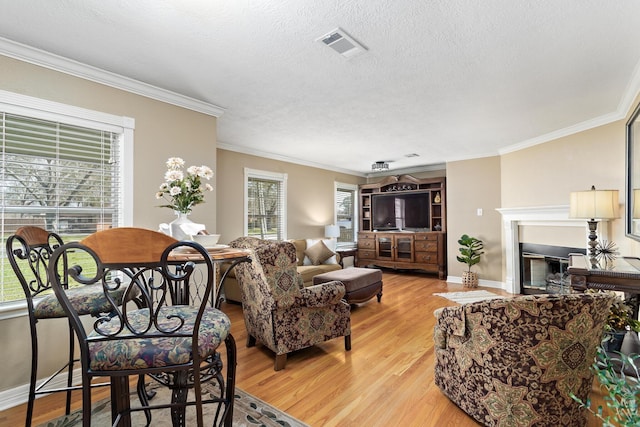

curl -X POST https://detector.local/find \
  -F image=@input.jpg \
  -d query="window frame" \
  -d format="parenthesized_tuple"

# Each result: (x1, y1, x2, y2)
(244, 168, 287, 240)
(0, 90, 134, 316)
(334, 182, 358, 247)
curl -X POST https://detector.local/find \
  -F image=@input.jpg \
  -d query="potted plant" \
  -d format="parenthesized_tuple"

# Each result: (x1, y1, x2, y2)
(456, 234, 484, 288)
(605, 296, 640, 352)
(571, 346, 640, 426)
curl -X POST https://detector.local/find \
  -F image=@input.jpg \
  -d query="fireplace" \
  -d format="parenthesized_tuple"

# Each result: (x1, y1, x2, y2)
(497, 205, 599, 294)
(520, 243, 586, 294)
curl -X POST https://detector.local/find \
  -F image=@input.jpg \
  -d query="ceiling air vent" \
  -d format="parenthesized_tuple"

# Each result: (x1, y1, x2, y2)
(316, 28, 367, 59)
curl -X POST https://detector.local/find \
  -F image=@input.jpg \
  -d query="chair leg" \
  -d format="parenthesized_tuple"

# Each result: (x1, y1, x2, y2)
(136, 375, 152, 426)
(274, 353, 287, 371)
(246, 334, 256, 347)
(26, 321, 38, 427)
(224, 334, 237, 427)
(82, 372, 93, 427)
(345, 334, 352, 351)
(170, 372, 189, 427)
(65, 321, 75, 415)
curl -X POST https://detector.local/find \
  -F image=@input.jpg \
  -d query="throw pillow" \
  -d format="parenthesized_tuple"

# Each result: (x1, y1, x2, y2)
(303, 238, 339, 265)
(304, 240, 335, 265)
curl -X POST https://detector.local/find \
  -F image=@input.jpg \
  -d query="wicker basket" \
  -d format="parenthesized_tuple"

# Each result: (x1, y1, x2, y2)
(462, 271, 479, 288)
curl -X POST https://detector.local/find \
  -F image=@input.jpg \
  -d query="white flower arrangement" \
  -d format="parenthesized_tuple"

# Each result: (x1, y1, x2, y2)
(155, 157, 213, 214)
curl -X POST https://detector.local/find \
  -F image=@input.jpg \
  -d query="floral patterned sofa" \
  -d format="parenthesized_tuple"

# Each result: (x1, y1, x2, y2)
(229, 237, 351, 370)
(434, 292, 615, 427)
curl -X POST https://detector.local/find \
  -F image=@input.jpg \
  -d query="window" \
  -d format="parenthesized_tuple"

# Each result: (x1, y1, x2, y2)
(0, 90, 133, 304)
(335, 182, 357, 246)
(244, 168, 287, 240)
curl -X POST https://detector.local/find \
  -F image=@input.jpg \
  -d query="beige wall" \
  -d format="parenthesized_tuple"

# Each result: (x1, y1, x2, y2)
(500, 119, 637, 257)
(0, 55, 218, 230)
(0, 55, 217, 392)
(446, 156, 503, 282)
(501, 121, 624, 208)
(216, 149, 364, 242)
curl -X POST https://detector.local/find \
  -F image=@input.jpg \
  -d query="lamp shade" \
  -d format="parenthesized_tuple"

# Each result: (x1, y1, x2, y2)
(569, 186, 619, 220)
(633, 189, 640, 219)
(324, 224, 340, 238)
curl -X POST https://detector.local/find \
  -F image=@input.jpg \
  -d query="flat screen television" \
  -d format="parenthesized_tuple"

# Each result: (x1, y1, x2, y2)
(371, 192, 430, 231)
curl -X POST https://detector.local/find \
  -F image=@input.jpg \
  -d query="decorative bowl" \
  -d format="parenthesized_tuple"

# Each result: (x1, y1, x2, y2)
(190, 234, 221, 247)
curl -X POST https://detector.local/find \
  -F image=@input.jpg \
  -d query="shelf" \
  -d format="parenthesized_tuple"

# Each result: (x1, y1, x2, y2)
(359, 175, 446, 233)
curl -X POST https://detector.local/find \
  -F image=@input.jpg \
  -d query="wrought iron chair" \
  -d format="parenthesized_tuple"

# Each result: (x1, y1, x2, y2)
(7, 226, 128, 427)
(48, 227, 236, 427)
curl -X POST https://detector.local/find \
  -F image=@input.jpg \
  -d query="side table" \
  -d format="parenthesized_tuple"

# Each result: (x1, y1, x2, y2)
(336, 247, 357, 268)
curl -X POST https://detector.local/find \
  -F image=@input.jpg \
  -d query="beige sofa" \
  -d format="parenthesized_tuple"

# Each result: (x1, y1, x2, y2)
(222, 238, 342, 303)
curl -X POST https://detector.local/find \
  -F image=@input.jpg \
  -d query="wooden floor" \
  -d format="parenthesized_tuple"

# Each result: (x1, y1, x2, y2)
(0, 271, 609, 426)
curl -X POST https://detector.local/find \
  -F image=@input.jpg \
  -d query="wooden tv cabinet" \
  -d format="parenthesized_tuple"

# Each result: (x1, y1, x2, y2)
(357, 175, 446, 278)
(357, 231, 446, 279)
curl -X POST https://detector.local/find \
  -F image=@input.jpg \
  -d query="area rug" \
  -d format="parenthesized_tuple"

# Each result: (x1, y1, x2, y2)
(37, 382, 309, 427)
(434, 290, 505, 305)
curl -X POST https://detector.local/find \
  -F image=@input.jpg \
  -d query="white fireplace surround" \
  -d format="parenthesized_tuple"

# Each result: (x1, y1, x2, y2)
(497, 205, 600, 294)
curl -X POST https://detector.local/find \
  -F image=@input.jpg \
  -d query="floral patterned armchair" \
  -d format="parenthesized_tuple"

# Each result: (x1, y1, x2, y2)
(229, 237, 351, 370)
(434, 292, 615, 427)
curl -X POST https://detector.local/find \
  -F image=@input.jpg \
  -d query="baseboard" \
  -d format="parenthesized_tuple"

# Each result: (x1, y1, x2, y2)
(0, 368, 83, 411)
(446, 276, 507, 291)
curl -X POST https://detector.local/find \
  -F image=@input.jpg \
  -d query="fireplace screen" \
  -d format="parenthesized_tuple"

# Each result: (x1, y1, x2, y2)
(520, 243, 586, 294)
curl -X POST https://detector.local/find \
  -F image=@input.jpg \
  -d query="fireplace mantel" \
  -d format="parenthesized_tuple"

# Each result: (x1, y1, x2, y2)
(497, 205, 590, 294)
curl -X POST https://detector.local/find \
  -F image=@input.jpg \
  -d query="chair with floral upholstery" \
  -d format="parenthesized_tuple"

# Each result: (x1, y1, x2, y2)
(433, 292, 615, 427)
(7, 226, 130, 427)
(229, 237, 351, 371)
(48, 227, 236, 427)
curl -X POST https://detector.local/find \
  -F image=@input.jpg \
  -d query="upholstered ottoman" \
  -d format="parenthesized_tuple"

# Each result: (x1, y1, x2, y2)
(313, 267, 383, 304)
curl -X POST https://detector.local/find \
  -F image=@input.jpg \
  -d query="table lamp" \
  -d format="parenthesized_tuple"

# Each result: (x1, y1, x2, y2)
(325, 224, 340, 240)
(569, 185, 619, 257)
(633, 189, 640, 219)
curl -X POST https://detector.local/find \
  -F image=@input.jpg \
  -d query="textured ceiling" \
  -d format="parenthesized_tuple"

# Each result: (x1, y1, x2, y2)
(1, 1, 640, 175)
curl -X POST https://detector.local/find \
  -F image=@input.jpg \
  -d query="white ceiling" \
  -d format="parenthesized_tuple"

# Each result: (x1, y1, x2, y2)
(1, 1, 640, 176)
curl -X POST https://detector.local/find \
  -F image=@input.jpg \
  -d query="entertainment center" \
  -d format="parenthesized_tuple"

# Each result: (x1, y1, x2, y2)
(357, 175, 446, 279)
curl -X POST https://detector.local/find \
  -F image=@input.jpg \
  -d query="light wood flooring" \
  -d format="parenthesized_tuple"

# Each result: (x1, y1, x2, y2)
(0, 271, 610, 426)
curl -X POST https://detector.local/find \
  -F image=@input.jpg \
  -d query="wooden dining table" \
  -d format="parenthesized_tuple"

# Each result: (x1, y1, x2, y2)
(168, 245, 251, 308)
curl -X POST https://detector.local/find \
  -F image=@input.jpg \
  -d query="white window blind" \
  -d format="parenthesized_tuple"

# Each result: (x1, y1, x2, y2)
(244, 168, 287, 240)
(335, 182, 357, 246)
(1, 113, 122, 303)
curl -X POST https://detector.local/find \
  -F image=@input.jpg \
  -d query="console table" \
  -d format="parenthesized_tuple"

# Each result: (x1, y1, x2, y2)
(568, 254, 640, 318)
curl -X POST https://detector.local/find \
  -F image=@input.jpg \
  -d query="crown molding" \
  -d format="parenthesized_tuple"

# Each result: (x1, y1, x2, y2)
(0, 37, 225, 117)
(365, 163, 446, 178)
(217, 141, 367, 177)
(499, 57, 640, 156)
(498, 111, 623, 156)
(219, 141, 448, 177)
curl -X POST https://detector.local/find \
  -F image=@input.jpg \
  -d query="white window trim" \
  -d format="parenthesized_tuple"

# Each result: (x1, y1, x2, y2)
(244, 168, 287, 240)
(0, 90, 134, 318)
(334, 182, 358, 247)
(0, 89, 134, 227)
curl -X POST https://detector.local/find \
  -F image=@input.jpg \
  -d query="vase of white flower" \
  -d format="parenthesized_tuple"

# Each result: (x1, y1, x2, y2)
(168, 212, 193, 240)
(156, 157, 213, 238)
